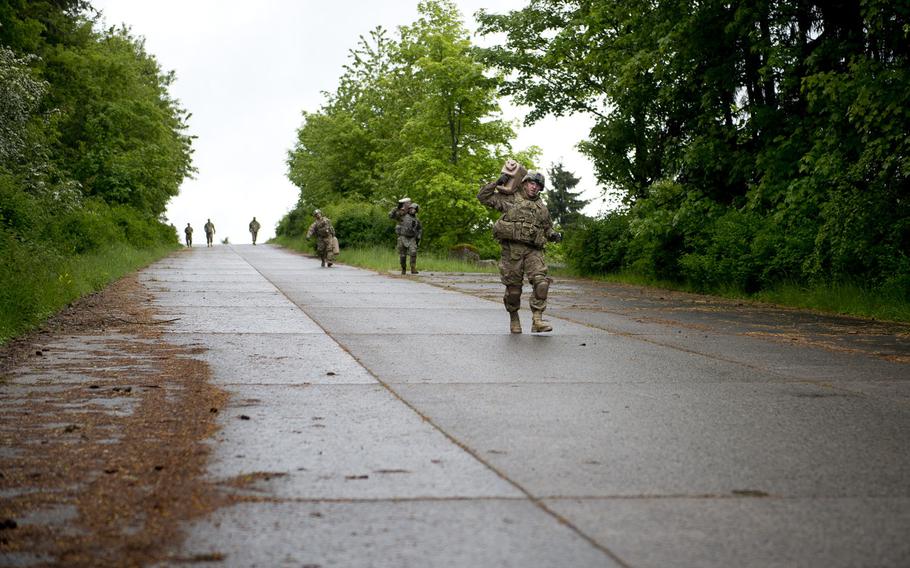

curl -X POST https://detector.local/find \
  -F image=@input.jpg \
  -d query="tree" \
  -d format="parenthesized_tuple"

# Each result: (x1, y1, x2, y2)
(477, 0, 910, 293)
(545, 162, 588, 227)
(284, 0, 537, 249)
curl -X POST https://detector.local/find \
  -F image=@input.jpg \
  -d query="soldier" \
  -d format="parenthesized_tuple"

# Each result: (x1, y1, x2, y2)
(249, 217, 261, 245)
(306, 209, 336, 267)
(396, 202, 422, 275)
(204, 218, 216, 247)
(184, 223, 193, 247)
(478, 170, 562, 334)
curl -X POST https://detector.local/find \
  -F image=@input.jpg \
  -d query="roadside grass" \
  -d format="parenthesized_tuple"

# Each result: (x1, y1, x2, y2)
(581, 271, 910, 323)
(751, 281, 910, 323)
(0, 242, 177, 343)
(272, 237, 503, 274)
(271, 238, 909, 323)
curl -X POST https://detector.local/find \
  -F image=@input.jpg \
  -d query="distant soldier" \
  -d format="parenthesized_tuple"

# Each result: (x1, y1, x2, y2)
(396, 202, 422, 275)
(184, 223, 193, 247)
(204, 218, 216, 247)
(306, 209, 336, 267)
(478, 170, 561, 334)
(249, 217, 261, 245)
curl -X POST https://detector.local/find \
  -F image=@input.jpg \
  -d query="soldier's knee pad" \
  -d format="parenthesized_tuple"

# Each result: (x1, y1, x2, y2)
(532, 279, 549, 301)
(503, 285, 522, 311)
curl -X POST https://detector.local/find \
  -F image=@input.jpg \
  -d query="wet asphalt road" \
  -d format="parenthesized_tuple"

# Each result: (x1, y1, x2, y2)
(143, 244, 910, 568)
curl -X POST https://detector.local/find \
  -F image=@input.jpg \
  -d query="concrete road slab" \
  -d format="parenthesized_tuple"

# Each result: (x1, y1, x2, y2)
(338, 334, 759, 384)
(393, 382, 910, 498)
(158, 306, 324, 334)
(271, 290, 501, 310)
(305, 307, 601, 336)
(636, 331, 909, 381)
(141, 245, 910, 566)
(142, 280, 278, 293)
(152, 290, 291, 308)
(833, 379, 910, 402)
(545, 497, 910, 568)
(172, 333, 376, 385)
(206, 384, 521, 500)
(173, 500, 617, 568)
(140, 272, 264, 283)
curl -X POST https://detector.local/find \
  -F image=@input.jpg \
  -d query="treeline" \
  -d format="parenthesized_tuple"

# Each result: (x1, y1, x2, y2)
(478, 1, 909, 298)
(0, 0, 193, 340)
(277, 0, 537, 258)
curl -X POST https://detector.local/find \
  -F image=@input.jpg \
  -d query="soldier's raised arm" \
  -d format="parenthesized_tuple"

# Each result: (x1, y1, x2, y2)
(477, 173, 512, 213)
(305, 221, 316, 239)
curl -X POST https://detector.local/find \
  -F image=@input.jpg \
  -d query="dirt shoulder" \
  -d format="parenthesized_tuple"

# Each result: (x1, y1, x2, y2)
(0, 275, 228, 567)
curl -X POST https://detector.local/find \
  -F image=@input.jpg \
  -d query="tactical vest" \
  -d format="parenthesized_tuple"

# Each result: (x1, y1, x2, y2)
(492, 197, 549, 247)
(311, 219, 327, 238)
(397, 216, 418, 238)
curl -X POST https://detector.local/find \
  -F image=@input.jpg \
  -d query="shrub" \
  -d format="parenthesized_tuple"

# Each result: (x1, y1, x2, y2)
(323, 200, 394, 248)
(564, 212, 630, 274)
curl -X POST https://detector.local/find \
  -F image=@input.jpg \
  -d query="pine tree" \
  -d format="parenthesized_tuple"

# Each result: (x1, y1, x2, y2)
(545, 162, 589, 227)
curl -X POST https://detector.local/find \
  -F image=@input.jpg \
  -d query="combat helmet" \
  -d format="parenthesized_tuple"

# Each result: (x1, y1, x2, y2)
(521, 170, 545, 189)
(313, 209, 322, 216)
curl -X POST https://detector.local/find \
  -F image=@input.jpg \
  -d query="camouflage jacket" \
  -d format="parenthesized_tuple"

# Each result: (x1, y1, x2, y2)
(397, 214, 422, 240)
(306, 217, 335, 239)
(478, 181, 556, 248)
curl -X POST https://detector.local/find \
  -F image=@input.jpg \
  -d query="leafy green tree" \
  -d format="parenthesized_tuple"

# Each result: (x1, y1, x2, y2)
(0, 46, 47, 165)
(1, 0, 195, 340)
(478, 0, 910, 294)
(284, 0, 535, 249)
(545, 162, 588, 227)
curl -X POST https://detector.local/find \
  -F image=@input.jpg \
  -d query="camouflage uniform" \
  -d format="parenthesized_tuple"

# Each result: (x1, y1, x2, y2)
(204, 220, 215, 247)
(478, 175, 560, 333)
(184, 224, 193, 247)
(249, 217, 261, 245)
(306, 213, 336, 267)
(396, 209, 422, 274)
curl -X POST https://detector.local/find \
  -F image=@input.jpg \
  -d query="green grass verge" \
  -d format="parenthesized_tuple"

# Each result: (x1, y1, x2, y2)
(0, 242, 177, 343)
(271, 237, 501, 274)
(579, 270, 910, 323)
(751, 282, 910, 323)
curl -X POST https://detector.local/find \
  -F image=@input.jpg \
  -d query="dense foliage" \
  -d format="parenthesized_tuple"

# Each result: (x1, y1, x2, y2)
(0, 0, 194, 340)
(279, 0, 538, 251)
(478, 1, 910, 297)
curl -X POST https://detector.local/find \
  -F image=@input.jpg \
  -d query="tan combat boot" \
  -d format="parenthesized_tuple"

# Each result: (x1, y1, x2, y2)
(509, 311, 522, 334)
(531, 310, 552, 333)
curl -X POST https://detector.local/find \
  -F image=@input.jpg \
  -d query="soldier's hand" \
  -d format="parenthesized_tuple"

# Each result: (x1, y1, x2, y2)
(496, 173, 511, 185)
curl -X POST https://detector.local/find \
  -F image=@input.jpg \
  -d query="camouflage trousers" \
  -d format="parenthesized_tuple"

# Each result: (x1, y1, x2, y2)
(498, 241, 551, 312)
(396, 235, 419, 256)
(316, 237, 336, 261)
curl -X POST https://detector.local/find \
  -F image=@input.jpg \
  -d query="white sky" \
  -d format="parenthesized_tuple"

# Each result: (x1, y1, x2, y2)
(90, 0, 608, 244)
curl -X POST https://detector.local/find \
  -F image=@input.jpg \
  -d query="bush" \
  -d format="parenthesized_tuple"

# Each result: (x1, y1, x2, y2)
(564, 211, 630, 274)
(325, 201, 393, 248)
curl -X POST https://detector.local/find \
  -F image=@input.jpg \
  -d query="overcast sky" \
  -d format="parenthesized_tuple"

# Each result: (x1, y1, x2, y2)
(90, 0, 606, 244)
